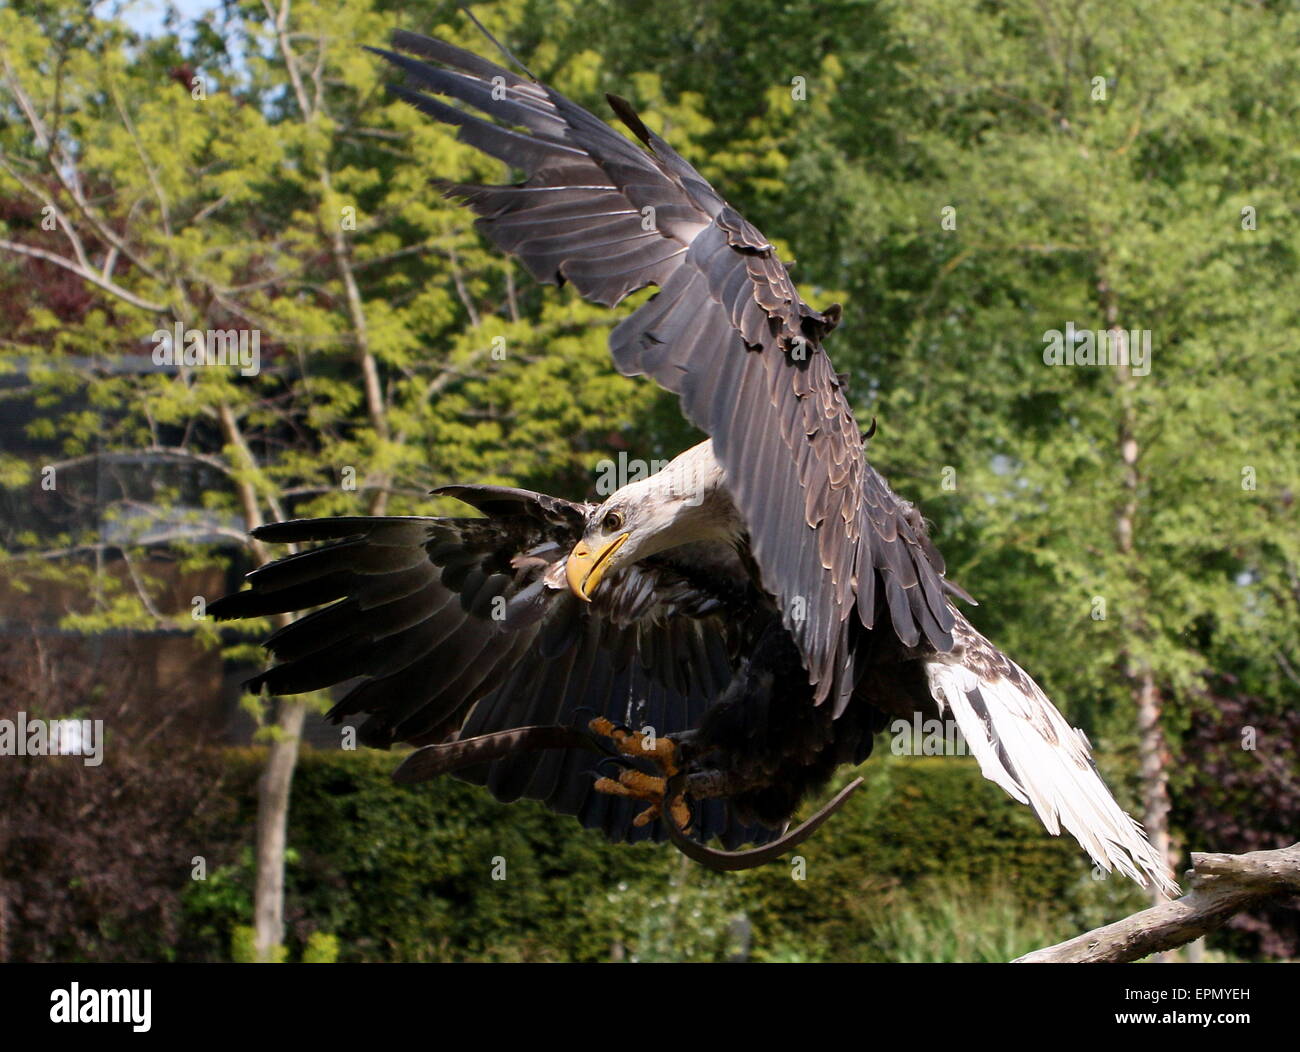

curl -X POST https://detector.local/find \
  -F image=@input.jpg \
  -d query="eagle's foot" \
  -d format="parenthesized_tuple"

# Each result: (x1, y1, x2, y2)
(589, 718, 690, 830)
(587, 717, 679, 770)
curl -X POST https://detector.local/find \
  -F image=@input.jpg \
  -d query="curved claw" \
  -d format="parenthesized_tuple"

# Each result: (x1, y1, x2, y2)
(593, 755, 640, 778)
(660, 774, 865, 872)
(672, 790, 696, 832)
(568, 706, 603, 730)
(608, 717, 634, 736)
(568, 711, 622, 757)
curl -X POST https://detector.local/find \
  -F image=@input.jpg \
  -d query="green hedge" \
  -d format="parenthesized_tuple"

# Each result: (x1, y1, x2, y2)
(179, 747, 1150, 962)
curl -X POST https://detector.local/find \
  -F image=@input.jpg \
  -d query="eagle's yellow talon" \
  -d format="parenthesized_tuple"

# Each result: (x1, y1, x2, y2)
(588, 717, 618, 739)
(593, 775, 626, 796)
(593, 768, 665, 799)
(587, 717, 679, 774)
(589, 719, 688, 830)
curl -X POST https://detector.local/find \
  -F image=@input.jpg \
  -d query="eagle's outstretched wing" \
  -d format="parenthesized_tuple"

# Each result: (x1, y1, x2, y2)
(371, 32, 957, 712)
(209, 489, 773, 848)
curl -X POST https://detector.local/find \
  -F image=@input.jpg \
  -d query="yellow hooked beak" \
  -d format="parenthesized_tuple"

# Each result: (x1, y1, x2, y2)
(565, 533, 630, 601)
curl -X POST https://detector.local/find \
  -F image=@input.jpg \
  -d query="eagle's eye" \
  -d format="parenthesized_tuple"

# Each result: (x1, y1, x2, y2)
(602, 510, 624, 532)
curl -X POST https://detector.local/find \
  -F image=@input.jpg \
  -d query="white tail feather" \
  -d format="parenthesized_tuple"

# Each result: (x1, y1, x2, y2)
(925, 614, 1178, 896)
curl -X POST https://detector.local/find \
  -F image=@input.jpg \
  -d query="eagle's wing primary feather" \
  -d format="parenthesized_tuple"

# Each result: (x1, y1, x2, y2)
(924, 613, 1177, 894)
(209, 497, 772, 849)
(371, 31, 958, 712)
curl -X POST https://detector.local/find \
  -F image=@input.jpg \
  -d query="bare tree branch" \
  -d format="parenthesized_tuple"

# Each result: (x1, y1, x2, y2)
(1, 54, 166, 284)
(260, 0, 392, 514)
(1015, 843, 1300, 963)
(0, 238, 166, 313)
(39, 447, 242, 480)
(447, 244, 482, 329)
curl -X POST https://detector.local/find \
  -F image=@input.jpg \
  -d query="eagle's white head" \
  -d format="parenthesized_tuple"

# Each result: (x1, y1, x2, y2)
(564, 440, 740, 600)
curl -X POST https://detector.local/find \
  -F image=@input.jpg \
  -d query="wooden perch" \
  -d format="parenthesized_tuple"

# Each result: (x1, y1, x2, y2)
(1014, 842, 1300, 963)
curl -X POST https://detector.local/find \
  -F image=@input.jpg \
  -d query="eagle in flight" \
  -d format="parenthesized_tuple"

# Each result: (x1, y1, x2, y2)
(212, 29, 1175, 892)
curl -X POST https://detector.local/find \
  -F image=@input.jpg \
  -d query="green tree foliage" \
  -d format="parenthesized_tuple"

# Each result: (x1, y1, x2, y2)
(2, 0, 1296, 960)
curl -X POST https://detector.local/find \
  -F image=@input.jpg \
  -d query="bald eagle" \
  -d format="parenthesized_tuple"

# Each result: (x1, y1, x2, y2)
(211, 30, 1175, 893)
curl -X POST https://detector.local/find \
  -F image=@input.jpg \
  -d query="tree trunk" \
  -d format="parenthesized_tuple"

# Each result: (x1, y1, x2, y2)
(252, 698, 308, 962)
(1135, 667, 1173, 903)
(1103, 289, 1176, 905)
